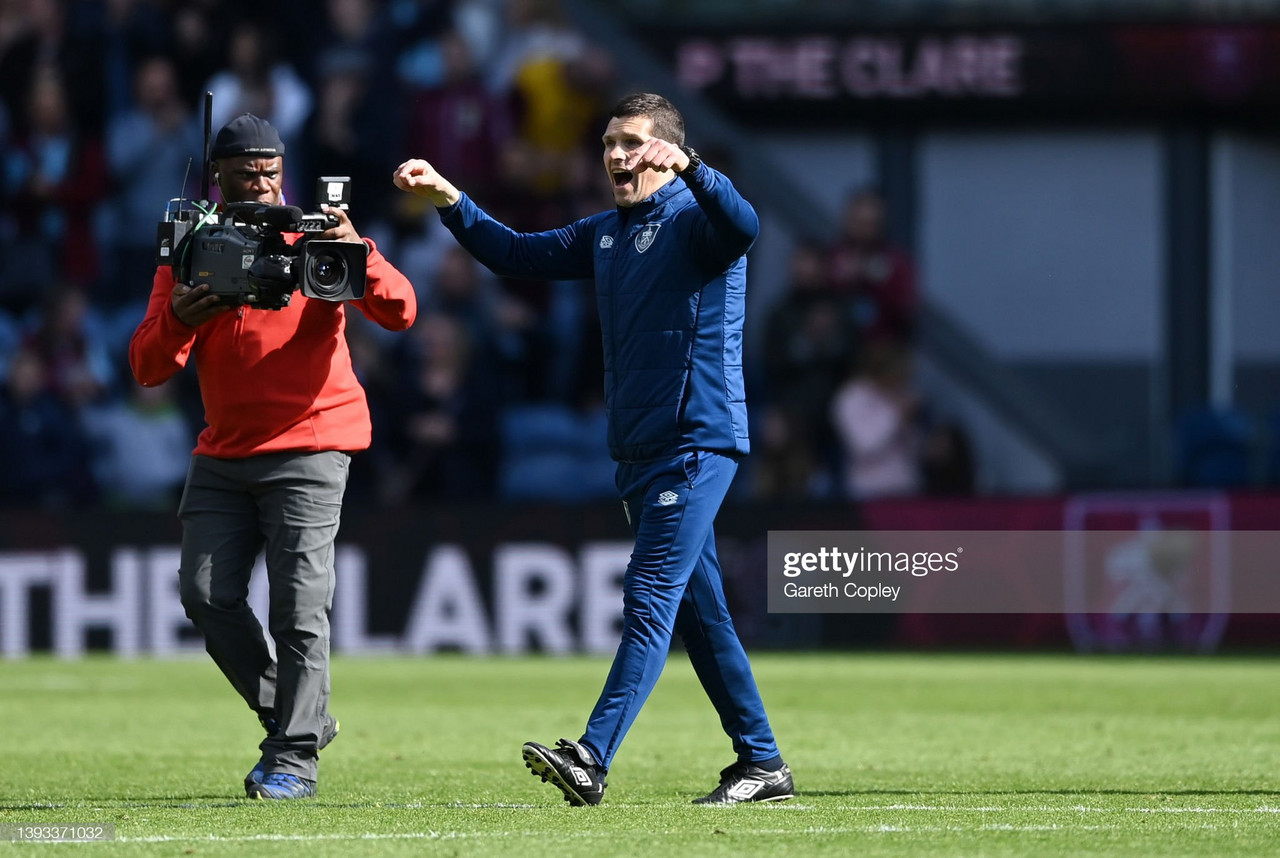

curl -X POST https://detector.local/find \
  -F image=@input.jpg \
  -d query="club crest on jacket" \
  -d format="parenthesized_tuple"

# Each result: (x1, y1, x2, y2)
(635, 223, 661, 253)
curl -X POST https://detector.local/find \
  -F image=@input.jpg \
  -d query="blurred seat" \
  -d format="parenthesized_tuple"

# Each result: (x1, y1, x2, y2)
(499, 403, 616, 502)
(499, 403, 582, 459)
(1175, 406, 1254, 488)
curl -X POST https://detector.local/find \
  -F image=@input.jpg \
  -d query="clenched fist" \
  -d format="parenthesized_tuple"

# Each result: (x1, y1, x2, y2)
(624, 138, 691, 175)
(393, 159, 461, 208)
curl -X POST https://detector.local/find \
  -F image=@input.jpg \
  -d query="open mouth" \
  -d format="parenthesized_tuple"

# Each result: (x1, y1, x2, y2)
(611, 170, 634, 189)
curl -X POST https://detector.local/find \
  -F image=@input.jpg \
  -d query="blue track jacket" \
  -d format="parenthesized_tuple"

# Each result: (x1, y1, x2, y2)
(438, 163, 757, 462)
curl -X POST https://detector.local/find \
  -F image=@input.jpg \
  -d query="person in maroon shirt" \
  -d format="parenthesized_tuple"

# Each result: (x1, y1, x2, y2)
(825, 186, 918, 346)
(3, 70, 106, 296)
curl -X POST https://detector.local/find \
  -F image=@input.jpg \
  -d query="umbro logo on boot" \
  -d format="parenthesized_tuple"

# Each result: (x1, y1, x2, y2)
(522, 738, 607, 806)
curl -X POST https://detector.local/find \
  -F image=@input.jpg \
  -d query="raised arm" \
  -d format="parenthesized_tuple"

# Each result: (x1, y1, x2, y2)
(680, 163, 760, 267)
(624, 139, 759, 270)
(393, 159, 596, 281)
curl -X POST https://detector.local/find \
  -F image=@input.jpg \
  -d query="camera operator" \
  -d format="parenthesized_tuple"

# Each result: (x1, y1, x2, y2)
(129, 113, 417, 800)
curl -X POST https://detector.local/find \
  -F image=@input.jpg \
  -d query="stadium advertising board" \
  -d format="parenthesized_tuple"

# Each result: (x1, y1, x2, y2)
(1, 495, 1277, 657)
(647, 24, 1280, 123)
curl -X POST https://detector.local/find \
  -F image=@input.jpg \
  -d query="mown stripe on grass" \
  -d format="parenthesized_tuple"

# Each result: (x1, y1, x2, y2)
(118, 824, 1130, 844)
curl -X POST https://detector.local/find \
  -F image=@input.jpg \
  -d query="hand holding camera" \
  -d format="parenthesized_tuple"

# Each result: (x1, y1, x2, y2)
(170, 282, 232, 328)
(317, 204, 362, 244)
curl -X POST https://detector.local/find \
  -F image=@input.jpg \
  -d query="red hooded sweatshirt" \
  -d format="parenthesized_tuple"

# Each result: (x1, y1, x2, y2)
(129, 237, 416, 458)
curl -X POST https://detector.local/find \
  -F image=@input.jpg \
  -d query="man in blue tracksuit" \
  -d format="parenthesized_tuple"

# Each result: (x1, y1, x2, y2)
(394, 92, 792, 806)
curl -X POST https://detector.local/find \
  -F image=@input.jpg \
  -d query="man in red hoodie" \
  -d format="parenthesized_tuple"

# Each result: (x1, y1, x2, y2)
(130, 114, 416, 800)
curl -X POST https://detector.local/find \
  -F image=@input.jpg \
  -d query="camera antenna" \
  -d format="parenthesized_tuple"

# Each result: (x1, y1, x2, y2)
(178, 157, 193, 203)
(156, 93, 217, 273)
(201, 90, 213, 201)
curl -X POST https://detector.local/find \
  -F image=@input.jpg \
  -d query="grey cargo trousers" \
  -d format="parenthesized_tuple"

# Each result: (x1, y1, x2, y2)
(177, 450, 349, 782)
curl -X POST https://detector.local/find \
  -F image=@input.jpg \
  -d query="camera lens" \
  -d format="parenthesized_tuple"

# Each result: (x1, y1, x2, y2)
(307, 251, 348, 298)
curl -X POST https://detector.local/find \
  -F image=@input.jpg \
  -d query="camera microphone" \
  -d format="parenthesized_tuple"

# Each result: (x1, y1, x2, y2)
(223, 204, 305, 230)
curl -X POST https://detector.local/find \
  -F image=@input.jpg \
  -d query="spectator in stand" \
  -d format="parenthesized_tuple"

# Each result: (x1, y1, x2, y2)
(303, 46, 395, 227)
(423, 240, 551, 405)
(101, 0, 174, 129)
(504, 42, 615, 203)
(381, 312, 498, 504)
(757, 241, 860, 498)
(826, 186, 917, 346)
(0, 345, 94, 507)
(0, 0, 107, 138)
(922, 420, 976, 496)
(447, 2, 616, 400)
(403, 28, 512, 208)
(22, 283, 113, 407)
(0, 0, 31, 129)
(451, 0, 506, 72)
(1, 69, 106, 305)
(751, 407, 817, 501)
(82, 379, 191, 509)
(308, 0, 400, 120)
(830, 340, 924, 499)
(103, 54, 201, 308)
(485, 0, 583, 96)
(317, 0, 393, 60)
(427, 243, 531, 379)
(390, 0, 454, 92)
(168, 1, 230, 109)
(548, 144, 611, 406)
(204, 20, 313, 171)
(487, 0, 613, 221)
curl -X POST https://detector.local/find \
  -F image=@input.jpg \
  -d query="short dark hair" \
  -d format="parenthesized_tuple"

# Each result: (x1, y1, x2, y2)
(610, 93, 685, 147)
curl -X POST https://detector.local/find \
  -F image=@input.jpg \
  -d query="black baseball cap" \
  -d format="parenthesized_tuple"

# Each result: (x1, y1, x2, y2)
(210, 113, 285, 160)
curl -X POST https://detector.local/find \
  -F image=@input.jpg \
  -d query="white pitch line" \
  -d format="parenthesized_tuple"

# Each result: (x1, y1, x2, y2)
(69, 801, 539, 812)
(1128, 806, 1280, 814)
(835, 804, 1280, 815)
(22, 802, 1276, 817)
(835, 805, 1112, 813)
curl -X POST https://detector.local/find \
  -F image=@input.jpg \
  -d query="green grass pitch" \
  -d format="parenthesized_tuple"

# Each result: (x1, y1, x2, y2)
(1, 652, 1278, 856)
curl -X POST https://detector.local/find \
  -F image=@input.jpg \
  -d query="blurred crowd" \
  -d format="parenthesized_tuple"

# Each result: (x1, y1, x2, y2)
(756, 187, 974, 501)
(0, 0, 974, 511)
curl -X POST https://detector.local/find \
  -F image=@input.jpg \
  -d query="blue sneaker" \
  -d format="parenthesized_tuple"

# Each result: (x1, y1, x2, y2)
(244, 714, 338, 792)
(245, 760, 266, 791)
(247, 772, 316, 800)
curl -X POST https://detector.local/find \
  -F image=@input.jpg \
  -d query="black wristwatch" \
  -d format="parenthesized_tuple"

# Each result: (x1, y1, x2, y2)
(679, 146, 702, 176)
